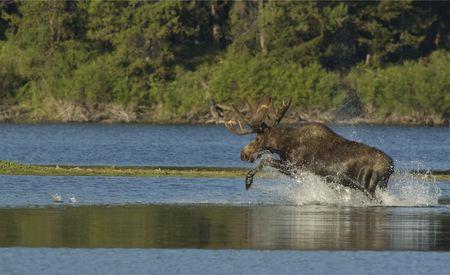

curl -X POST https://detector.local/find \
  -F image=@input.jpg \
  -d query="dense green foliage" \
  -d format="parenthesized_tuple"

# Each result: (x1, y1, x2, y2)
(0, 1, 449, 122)
(349, 51, 450, 117)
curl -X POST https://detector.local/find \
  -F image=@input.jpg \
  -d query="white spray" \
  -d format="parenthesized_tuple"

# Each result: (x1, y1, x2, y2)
(257, 165, 441, 207)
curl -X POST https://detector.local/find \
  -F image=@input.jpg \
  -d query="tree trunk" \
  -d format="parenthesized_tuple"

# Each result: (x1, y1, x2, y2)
(365, 53, 371, 65)
(210, 1, 222, 44)
(257, 0, 267, 54)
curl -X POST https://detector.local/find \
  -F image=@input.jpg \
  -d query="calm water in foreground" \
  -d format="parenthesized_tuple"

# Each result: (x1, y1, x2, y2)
(1, 124, 450, 274)
(1, 249, 449, 275)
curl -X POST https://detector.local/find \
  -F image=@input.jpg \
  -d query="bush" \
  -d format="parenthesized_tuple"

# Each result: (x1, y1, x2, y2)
(348, 50, 450, 116)
(158, 53, 343, 115)
(0, 43, 26, 101)
(70, 57, 127, 105)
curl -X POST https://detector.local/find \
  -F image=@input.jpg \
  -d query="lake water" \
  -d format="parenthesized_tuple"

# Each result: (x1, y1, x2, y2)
(0, 124, 450, 274)
(1, 249, 449, 275)
(1, 123, 450, 170)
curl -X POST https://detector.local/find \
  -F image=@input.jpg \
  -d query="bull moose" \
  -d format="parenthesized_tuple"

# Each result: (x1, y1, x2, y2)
(216, 97, 394, 198)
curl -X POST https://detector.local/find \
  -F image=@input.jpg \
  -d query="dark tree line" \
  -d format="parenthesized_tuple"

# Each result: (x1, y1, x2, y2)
(0, 1, 449, 122)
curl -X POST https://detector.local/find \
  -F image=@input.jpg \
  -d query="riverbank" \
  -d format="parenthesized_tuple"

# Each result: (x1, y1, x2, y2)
(1, 103, 449, 126)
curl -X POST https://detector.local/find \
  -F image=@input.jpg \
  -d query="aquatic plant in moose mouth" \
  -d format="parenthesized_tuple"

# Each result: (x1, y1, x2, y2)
(216, 97, 394, 199)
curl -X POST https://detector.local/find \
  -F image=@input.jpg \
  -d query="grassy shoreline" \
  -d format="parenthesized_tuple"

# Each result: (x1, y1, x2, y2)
(1, 160, 449, 181)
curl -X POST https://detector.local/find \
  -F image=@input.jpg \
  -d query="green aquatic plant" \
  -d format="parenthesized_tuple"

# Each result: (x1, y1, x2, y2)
(0, 160, 248, 178)
(0, 160, 449, 182)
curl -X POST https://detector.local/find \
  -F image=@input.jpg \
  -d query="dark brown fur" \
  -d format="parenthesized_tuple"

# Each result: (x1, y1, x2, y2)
(241, 123, 394, 196)
(218, 97, 394, 197)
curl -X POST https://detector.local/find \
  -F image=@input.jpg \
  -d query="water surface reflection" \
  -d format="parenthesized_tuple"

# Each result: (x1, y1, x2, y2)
(1, 205, 449, 250)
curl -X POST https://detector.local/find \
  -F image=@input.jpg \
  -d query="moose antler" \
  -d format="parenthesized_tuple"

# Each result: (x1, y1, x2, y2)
(250, 96, 272, 128)
(214, 102, 254, 135)
(272, 98, 291, 126)
(231, 104, 254, 129)
(224, 119, 254, 135)
(216, 96, 291, 135)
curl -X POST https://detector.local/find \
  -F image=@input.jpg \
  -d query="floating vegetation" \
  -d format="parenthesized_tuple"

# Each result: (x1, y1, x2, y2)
(0, 160, 449, 181)
(0, 160, 247, 178)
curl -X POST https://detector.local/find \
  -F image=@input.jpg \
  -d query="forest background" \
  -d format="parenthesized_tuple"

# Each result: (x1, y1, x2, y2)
(0, 1, 449, 125)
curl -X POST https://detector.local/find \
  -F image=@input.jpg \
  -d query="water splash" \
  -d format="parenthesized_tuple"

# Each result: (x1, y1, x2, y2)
(258, 166, 441, 207)
(378, 169, 441, 206)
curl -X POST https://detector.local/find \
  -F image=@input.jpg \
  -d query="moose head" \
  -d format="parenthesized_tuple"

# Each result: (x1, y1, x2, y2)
(217, 97, 291, 163)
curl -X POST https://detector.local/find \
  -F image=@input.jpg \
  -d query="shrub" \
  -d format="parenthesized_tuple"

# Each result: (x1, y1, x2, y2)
(348, 50, 450, 116)
(160, 53, 343, 114)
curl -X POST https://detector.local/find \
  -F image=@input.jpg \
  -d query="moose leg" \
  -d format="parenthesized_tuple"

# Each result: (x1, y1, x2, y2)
(336, 170, 376, 199)
(245, 159, 290, 190)
(367, 171, 381, 195)
(368, 168, 392, 197)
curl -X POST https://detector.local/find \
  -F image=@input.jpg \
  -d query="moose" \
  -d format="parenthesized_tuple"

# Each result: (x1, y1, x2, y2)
(216, 97, 394, 198)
